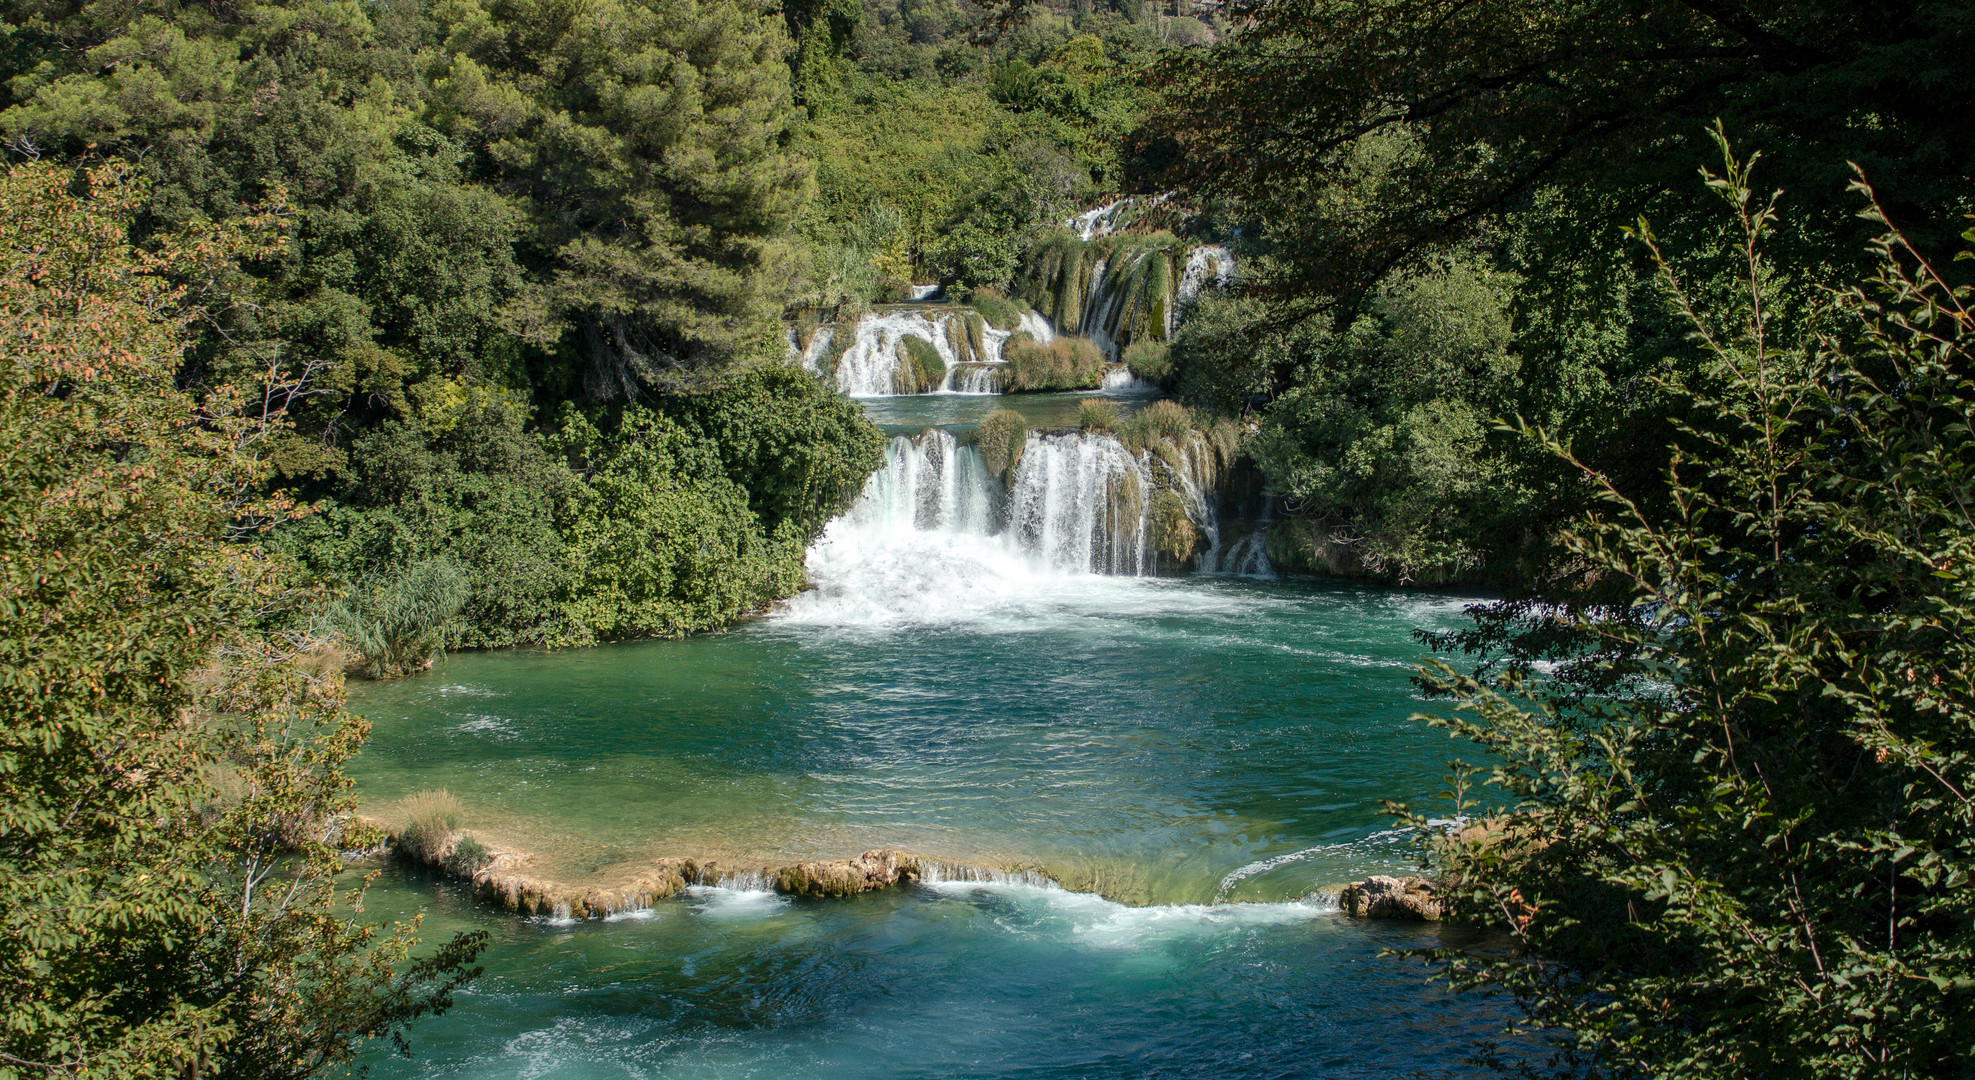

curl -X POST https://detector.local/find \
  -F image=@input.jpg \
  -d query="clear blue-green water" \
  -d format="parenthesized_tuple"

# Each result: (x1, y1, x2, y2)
(350, 573, 1520, 1077)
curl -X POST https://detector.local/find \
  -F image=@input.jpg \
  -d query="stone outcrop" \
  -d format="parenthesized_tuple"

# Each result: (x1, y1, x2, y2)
(772, 850, 922, 897)
(1336, 875, 1441, 921)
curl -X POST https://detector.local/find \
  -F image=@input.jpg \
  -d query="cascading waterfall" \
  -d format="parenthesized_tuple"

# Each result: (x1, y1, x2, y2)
(814, 308, 1015, 397)
(786, 424, 1272, 623)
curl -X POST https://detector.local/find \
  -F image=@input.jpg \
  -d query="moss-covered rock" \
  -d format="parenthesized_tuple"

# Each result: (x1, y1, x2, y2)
(893, 335, 947, 393)
(973, 408, 1030, 486)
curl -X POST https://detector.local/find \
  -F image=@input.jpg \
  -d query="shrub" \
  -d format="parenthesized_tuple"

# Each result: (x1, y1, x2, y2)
(1077, 398, 1119, 431)
(396, 790, 465, 863)
(1123, 339, 1172, 383)
(442, 836, 494, 877)
(973, 408, 1031, 485)
(1004, 335, 1107, 391)
(329, 560, 470, 679)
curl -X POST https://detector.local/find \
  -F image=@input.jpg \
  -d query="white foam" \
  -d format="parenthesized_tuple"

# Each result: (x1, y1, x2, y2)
(923, 875, 1335, 948)
(684, 883, 789, 918)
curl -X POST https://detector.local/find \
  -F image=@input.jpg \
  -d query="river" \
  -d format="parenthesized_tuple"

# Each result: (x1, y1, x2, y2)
(349, 393, 1519, 1077)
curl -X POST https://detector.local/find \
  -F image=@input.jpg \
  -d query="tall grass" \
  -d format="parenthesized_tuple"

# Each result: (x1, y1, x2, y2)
(1078, 398, 1119, 431)
(1004, 335, 1106, 392)
(396, 789, 465, 863)
(329, 559, 468, 678)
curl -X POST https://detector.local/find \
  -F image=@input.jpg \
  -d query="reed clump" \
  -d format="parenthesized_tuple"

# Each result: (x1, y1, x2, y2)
(397, 789, 465, 862)
(973, 408, 1030, 486)
(1004, 335, 1105, 391)
(1078, 398, 1120, 431)
(1116, 399, 1195, 453)
(1123, 339, 1170, 383)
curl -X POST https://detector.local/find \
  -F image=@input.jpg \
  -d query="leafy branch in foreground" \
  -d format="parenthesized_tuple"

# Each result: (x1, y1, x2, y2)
(1397, 132, 1975, 1078)
(0, 161, 482, 1079)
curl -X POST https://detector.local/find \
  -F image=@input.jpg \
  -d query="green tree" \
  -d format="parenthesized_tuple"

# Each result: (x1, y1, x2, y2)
(0, 161, 480, 1077)
(1409, 140, 1975, 1078)
(550, 405, 805, 644)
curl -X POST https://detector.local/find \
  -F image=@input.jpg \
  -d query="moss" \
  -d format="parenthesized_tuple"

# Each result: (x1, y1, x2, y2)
(968, 288, 1028, 331)
(1078, 398, 1119, 431)
(973, 408, 1030, 485)
(965, 312, 987, 357)
(894, 335, 946, 392)
(1106, 469, 1143, 534)
(1149, 489, 1199, 564)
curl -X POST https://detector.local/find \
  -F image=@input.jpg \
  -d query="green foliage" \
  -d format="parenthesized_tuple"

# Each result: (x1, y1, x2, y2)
(1153, 0, 1975, 309)
(271, 380, 572, 650)
(899, 335, 949, 392)
(1166, 292, 1268, 414)
(442, 836, 495, 877)
(551, 406, 805, 645)
(396, 791, 467, 865)
(1077, 397, 1120, 431)
(651, 364, 886, 537)
(0, 161, 481, 1078)
(1122, 338, 1171, 383)
(1241, 256, 1529, 584)
(973, 407, 1032, 484)
(329, 561, 471, 679)
(969, 286, 1032, 330)
(1004, 334, 1106, 391)
(1407, 144, 1975, 1078)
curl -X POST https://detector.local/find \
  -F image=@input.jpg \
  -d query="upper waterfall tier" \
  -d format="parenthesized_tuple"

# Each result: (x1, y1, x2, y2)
(798, 307, 1057, 398)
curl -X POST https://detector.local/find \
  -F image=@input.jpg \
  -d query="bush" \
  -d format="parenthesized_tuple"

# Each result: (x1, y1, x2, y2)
(1078, 398, 1120, 431)
(653, 364, 885, 538)
(973, 408, 1031, 485)
(550, 406, 805, 646)
(329, 560, 470, 679)
(396, 790, 465, 863)
(442, 836, 493, 877)
(1123, 339, 1171, 383)
(1411, 147, 1975, 1077)
(1004, 335, 1107, 391)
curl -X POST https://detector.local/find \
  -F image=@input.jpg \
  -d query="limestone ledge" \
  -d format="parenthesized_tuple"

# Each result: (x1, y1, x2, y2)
(347, 816, 1009, 919)
(1329, 874, 1442, 921)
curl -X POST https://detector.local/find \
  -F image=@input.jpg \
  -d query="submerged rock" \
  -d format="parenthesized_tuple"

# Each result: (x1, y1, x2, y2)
(1337, 875, 1442, 921)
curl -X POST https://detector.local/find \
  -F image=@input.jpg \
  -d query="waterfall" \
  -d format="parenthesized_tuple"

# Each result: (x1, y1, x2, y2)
(1177, 245, 1236, 315)
(825, 308, 1014, 397)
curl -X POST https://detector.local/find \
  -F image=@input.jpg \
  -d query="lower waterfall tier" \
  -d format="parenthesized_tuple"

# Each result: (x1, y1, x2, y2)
(790, 426, 1261, 624)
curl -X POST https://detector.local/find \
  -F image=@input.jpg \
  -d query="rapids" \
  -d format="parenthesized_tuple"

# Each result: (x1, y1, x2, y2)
(350, 399, 1525, 1076)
